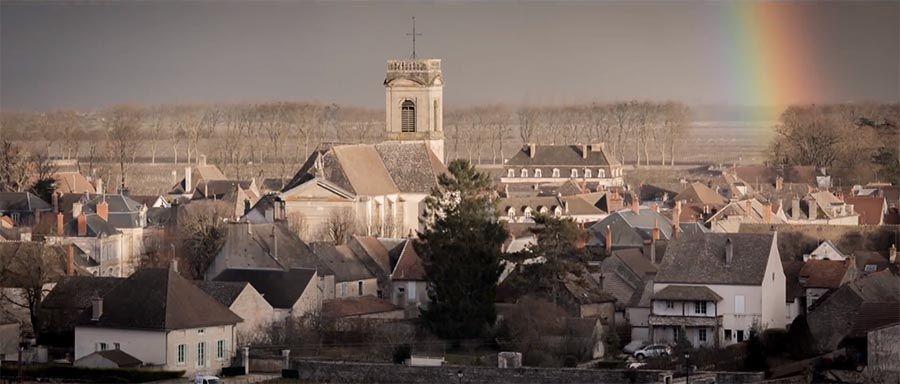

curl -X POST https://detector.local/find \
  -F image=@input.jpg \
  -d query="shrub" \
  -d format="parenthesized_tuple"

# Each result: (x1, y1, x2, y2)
(392, 344, 412, 364)
(0, 364, 184, 383)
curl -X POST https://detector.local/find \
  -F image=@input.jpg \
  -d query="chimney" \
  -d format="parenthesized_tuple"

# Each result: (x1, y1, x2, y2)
(95, 178, 103, 195)
(52, 193, 59, 213)
(91, 297, 103, 321)
(581, 144, 588, 159)
(591, 142, 606, 152)
(67, 244, 75, 276)
(673, 201, 682, 239)
(97, 198, 109, 222)
(199, 154, 207, 166)
(763, 203, 772, 223)
(775, 176, 783, 191)
(631, 195, 640, 214)
(184, 166, 193, 194)
(890, 244, 897, 264)
(170, 258, 178, 273)
(56, 212, 64, 236)
(605, 225, 613, 254)
(72, 202, 83, 219)
(725, 238, 734, 267)
(650, 239, 657, 265)
(77, 212, 88, 236)
(171, 170, 178, 187)
(651, 203, 659, 213)
(791, 197, 801, 220)
(651, 219, 660, 241)
(528, 143, 536, 158)
(808, 200, 818, 221)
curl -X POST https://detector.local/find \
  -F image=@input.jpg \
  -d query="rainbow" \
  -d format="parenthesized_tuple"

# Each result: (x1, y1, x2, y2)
(721, 2, 825, 120)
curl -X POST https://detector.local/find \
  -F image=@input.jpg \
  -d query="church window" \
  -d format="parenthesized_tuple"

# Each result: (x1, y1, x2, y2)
(534, 169, 542, 178)
(585, 169, 592, 178)
(520, 169, 528, 178)
(401, 100, 416, 133)
(570, 169, 578, 178)
(507, 169, 515, 178)
(599, 169, 606, 178)
(552, 168, 560, 178)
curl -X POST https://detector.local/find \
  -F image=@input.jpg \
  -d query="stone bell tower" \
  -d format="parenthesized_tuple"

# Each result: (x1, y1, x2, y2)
(383, 58, 444, 162)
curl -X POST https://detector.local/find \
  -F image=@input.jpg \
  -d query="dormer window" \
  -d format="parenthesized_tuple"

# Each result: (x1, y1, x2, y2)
(523, 207, 533, 218)
(507, 169, 515, 178)
(598, 169, 606, 178)
(570, 169, 578, 178)
(584, 169, 592, 178)
(520, 169, 528, 178)
(552, 168, 560, 178)
(534, 169, 542, 178)
(507, 207, 516, 218)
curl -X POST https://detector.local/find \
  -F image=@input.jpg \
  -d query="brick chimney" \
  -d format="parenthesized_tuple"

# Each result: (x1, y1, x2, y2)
(651, 203, 659, 213)
(775, 176, 783, 191)
(67, 244, 75, 276)
(673, 201, 682, 239)
(605, 225, 613, 254)
(651, 219, 660, 241)
(97, 198, 109, 221)
(52, 192, 59, 213)
(56, 211, 64, 236)
(631, 195, 640, 214)
(763, 203, 772, 223)
(77, 212, 88, 236)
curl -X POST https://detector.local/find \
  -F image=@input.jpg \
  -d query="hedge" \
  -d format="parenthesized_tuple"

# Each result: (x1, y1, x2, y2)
(0, 364, 185, 383)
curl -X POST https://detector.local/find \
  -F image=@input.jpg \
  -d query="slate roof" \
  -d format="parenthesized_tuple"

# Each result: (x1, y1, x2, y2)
(627, 279, 655, 308)
(214, 222, 327, 277)
(391, 240, 426, 281)
(192, 280, 249, 307)
(505, 144, 620, 167)
(78, 268, 241, 330)
(652, 285, 723, 302)
(90, 349, 142, 367)
(588, 207, 674, 248)
(782, 261, 805, 303)
(656, 233, 776, 286)
(213, 268, 315, 309)
(732, 165, 818, 186)
(51, 172, 95, 194)
(63, 213, 120, 237)
(311, 242, 376, 282)
(497, 196, 563, 216)
(848, 302, 900, 337)
(611, 248, 658, 277)
(42, 276, 124, 310)
(0, 192, 51, 212)
(321, 295, 402, 318)
(563, 273, 616, 304)
(82, 195, 145, 228)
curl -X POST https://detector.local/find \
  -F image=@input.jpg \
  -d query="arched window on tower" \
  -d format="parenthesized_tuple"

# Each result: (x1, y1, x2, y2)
(401, 100, 416, 133)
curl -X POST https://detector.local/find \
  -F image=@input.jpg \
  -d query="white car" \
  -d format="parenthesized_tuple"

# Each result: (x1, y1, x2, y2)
(622, 340, 646, 354)
(194, 375, 221, 384)
(632, 344, 672, 360)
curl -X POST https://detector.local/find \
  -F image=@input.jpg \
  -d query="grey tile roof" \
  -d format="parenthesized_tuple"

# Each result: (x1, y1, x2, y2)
(311, 242, 377, 283)
(651, 285, 723, 301)
(92, 349, 142, 367)
(192, 280, 249, 307)
(588, 208, 674, 248)
(375, 141, 445, 194)
(505, 144, 620, 167)
(213, 268, 315, 309)
(0, 192, 51, 211)
(82, 194, 145, 228)
(78, 268, 241, 330)
(655, 232, 776, 285)
(64, 213, 120, 237)
(214, 222, 327, 276)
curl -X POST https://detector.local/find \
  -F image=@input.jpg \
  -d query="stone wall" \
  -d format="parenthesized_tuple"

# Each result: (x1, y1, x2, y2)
(712, 371, 766, 383)
(288, 359, 673, 384)
(866, 323, 900, 384)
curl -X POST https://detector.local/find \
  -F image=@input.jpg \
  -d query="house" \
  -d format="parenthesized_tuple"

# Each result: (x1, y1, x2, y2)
(322, 295, 404, 320)
(169, 155, 228, 197)
(346, 235, 394, 298)
(626, 280, 655, 343)
(204, 222, 325, 281)
(785, 191, 859, 225)
(782, 260, 805, 326)
(0, 192, 52, 226)
(705, 198, 786, 233)
(798, 259, 857, 310)
(498, 194, 607, 224)
(311, 242, 379, 299)
(673, 182, 727, 208)
(804, 240, 846, 261)
(560, 273, 616, 321)
(844, 196, 887, 225)
(600, 247, 659, 321)
(501, 143, 624, 188)
(74, 266, 242, 377)
(587, 202, 674, 252)
(389, 239, 428, 312)
(50, 171, 96, 195)
(211, 268, 318, 322)
(191, 179, 262, 220)
(193, 280, 275, 340)
(74, 349, 142, 369)
(38, 276, 123, 344)
(862, 315, 900, 383)
(43, 209, 131, 277)
(651, 232, 786, 348)
(805, 268, 900, 354)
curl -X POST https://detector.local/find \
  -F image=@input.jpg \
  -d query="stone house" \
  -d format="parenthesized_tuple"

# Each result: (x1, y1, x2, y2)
(193, 280, 275, 341)
(500, 143, 624, 188)
(0, 192, 52, 227)
(74, 267, 241, 377)
(212, 268, 319, 322)
(389, 239, 428, 312)
(798, 259, 857, 310)
(651, 232, 786, 348)
(311, 242, 379, 299)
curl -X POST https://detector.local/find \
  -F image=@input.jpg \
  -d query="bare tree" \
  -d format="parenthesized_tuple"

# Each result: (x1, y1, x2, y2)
(0, 140, 32, 192)
(320, 208, 358, 245)
(0, 242, 68, 338)
(177, 200, 229, 279)
(660, 102, 691, 166)
(104, 105, 143, 191)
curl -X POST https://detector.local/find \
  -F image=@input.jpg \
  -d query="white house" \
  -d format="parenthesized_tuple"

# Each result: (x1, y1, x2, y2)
(74, 266, 242, 377)
(650, 232, 786, 348)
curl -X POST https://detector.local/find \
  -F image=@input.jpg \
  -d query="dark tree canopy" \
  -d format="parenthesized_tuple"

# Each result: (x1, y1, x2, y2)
(417, 159, 507, 340)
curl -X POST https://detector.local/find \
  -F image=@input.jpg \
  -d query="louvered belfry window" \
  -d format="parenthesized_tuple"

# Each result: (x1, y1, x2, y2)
(401, 100, 416, 133)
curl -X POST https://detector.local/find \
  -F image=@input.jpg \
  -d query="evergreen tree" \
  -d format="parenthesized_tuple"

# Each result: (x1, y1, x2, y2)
(417, 160, 507, 339)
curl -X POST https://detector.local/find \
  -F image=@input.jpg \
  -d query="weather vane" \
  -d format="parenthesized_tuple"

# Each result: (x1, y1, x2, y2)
(406, 16, 422, 59)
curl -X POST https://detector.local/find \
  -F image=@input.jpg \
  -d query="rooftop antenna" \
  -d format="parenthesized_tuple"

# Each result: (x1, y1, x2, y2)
(406, 16, 422, 59)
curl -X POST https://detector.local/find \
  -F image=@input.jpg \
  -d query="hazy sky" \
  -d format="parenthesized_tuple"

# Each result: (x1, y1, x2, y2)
(2, 1, 898, 111)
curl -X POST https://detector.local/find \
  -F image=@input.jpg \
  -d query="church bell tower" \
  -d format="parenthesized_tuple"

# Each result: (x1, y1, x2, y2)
(383, 58, 444, 162)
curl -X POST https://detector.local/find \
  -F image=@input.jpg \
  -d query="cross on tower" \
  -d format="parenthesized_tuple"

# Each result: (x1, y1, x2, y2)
(406, 17, 422, 59)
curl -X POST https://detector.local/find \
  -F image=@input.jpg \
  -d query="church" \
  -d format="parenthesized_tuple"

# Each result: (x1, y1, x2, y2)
(279, 57, 447, 241)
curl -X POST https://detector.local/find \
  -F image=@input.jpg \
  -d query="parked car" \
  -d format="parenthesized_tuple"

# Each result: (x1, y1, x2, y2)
(633, 344, 672, 360)
(622, 340, 646, 354)
(194, 375, 221, 384)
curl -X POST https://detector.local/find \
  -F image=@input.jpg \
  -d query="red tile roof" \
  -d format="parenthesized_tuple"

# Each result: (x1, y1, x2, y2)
(799, 259, 851, 289)
(845, 196, 886, 225)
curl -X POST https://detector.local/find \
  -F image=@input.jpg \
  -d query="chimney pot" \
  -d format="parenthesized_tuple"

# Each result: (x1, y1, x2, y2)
(56, 212, 64, 236)
(97, 199, 109, 222)
(91, 297, 103, 321)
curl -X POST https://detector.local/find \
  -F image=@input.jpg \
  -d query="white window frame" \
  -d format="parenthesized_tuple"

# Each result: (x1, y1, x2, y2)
(520, 168, 528, 178)
(699, 328, 707, 342)
(584, 169, 592, 178)
(177, 344, 187, 366)
(598, 169, 606, 178)
(216, 340, 225, 360)
(197, 342, 206, 368)
(552, 168, 560, 178)
(534, 169, 542, 178)
(665, 300, 674, 309)
(507, 169, 515, 178)
(734, 295, 745, 314)
(695, 301, 707, 315)
(570, 169, 578, 178)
